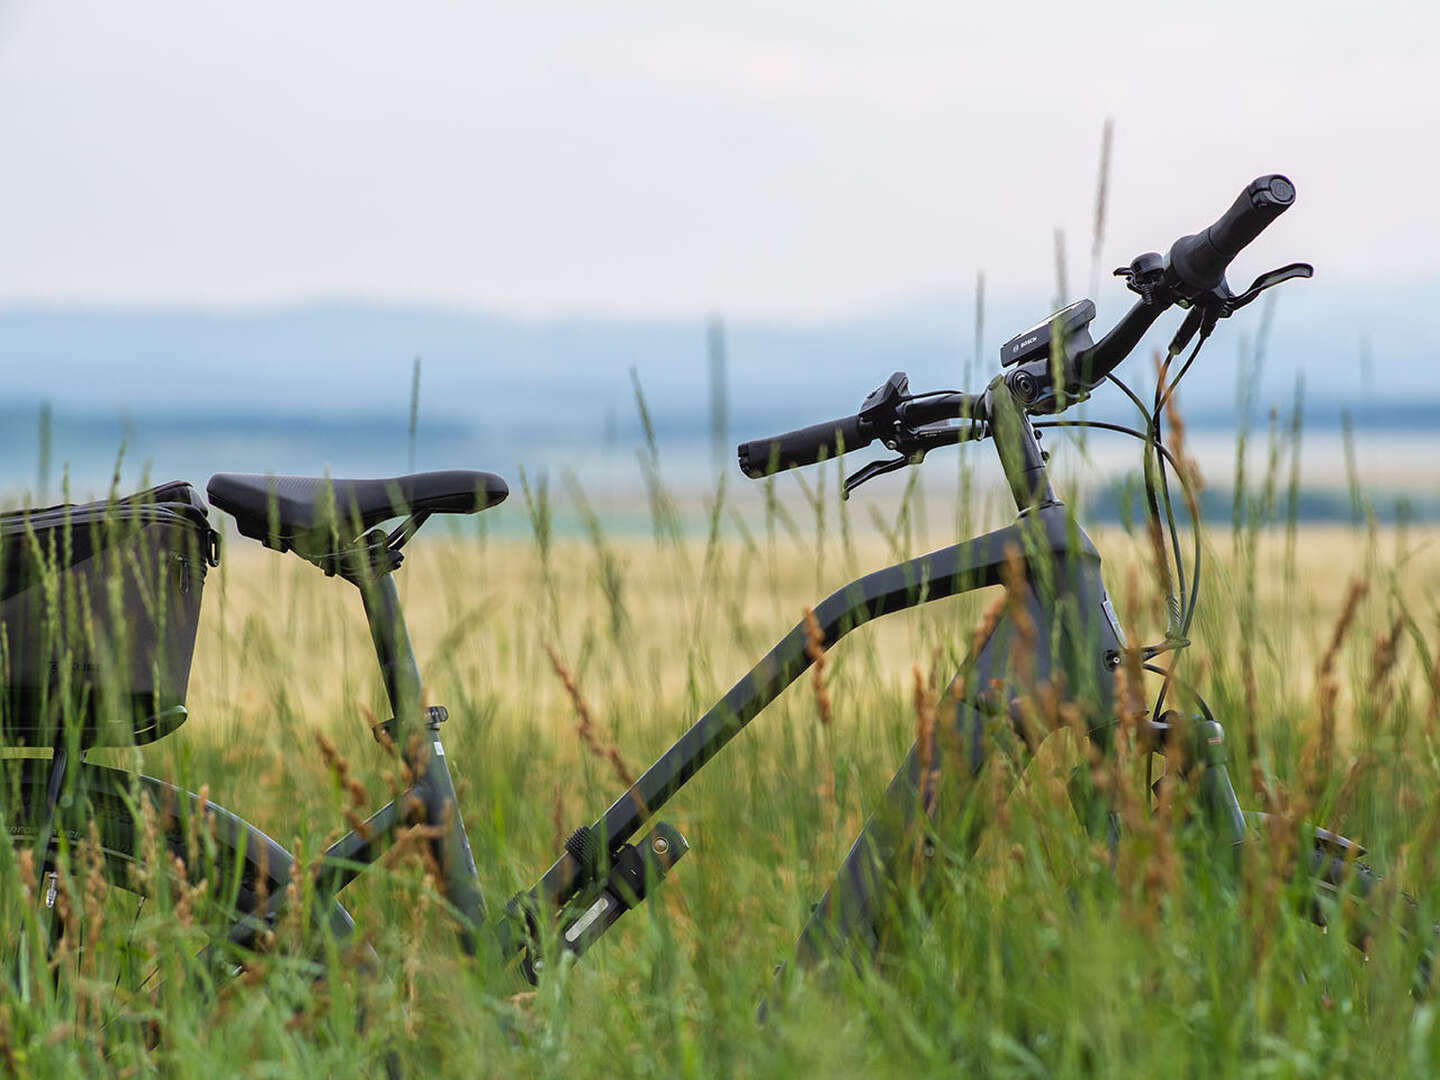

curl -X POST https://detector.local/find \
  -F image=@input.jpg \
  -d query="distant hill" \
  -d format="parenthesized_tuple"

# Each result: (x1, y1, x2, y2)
(1, 281, 1435, 492)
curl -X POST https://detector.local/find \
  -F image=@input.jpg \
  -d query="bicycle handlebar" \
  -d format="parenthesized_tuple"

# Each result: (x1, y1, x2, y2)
(1166, 174, 1295, 294)
(737, 175, 1300, 482)
(1073, 296, 1173, 388)
(737, 415, 874, 478)
(737, 390, 989, 480)
(1076, 174, 1297, 385)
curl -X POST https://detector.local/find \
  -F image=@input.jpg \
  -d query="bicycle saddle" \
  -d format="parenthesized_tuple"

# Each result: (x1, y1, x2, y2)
(206, 470, 509, 553)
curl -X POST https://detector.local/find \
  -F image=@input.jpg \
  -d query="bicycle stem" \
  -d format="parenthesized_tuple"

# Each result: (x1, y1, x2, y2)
(987, 382, 1057, 511)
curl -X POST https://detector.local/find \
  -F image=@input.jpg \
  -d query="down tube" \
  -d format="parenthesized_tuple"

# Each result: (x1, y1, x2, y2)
(790, 506, 1125, 966)
(528, 510, 1093, 911)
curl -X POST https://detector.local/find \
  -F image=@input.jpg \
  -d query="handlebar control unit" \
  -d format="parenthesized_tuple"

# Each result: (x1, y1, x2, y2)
(1000, 299, 1098, 413)
(1000, 299, 1097, 368)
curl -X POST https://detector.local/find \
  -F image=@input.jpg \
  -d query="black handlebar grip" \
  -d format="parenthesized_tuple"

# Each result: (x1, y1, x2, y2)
(736, 415, 871, 478)
(1167, 174, 1296, 294)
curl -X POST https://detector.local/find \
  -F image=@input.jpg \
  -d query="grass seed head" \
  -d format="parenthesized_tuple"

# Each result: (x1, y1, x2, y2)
(544, 643, 637, 790)
(803, 606, 832, 728)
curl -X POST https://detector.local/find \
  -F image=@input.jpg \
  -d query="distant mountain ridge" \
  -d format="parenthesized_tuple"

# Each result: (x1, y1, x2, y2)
(4, 279, 1432, 417)
(2, 283, 1435, 491)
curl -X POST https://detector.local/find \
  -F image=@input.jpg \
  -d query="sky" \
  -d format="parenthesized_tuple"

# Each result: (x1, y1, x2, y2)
(2, 1, 1438, 321)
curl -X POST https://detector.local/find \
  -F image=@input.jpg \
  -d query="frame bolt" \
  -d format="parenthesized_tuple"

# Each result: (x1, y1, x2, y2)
(651, 835, 670, 856)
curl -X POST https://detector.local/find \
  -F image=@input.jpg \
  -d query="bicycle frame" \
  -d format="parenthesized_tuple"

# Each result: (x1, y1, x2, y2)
(245, 387, 1247, 980)
(505, 387, 1254, 976)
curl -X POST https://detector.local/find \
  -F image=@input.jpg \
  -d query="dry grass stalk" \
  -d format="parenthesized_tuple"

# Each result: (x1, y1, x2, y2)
(42, 1023, 76, 1049)
(1131, 783, 1179, 935)
(133, 792, 162, 899)
(908, 664, 939, 874)
(1304, 579, 1368, 791)
(1320, 580, 1368, 677)
(170, 853, 194, 928)
(543, 644, 636, 790)
(277, 835, 305, 942)
(947, 589, 1008, 714)
(999, 544, 1047, 757)
(551, 781, 568, 853)
(1103, 655, 1178, 933)
(948, 551, 1041, 865)
(51, 871, 75, 976)
(1424, 611, 1440, 731)
(999, 544, 1037, 692)
(404, 877, 433, 1036)
(1403, 791, 1440, 933)
(378, 822, 448, 873)
(316, 731, 373, 840)
(913, 665, 938, 814)
(80, 820, 107, 1029)
(1143, 513, 1175, 609)
(184, 783, 210, 874)
(803, 607, 832, 728)
(0, 1006, 16, 1076)
(1241, 632, 1259, 733)
(1156, 351, 1205, 492)
(1330, 751, 1376, 830)
(1105, 668, 1138, 795)
(358, 700, 397, 758)
(1367, 615, 1406, 698)
(985, 726, 1012, 842)
(17, 848, 36, 904)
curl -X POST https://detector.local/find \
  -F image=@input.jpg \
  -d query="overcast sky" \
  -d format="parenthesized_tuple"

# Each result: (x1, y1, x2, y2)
(1, 1, 1435, 320)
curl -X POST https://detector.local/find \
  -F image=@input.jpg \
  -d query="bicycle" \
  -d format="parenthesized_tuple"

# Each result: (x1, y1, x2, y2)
(0, 175, 1418, 1017)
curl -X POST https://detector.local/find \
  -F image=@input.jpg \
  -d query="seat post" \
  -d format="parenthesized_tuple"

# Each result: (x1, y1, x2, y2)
(358, 572, 422, 740)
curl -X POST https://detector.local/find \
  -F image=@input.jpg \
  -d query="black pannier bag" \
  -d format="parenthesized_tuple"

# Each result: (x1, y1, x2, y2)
(0, 481, 220, 747)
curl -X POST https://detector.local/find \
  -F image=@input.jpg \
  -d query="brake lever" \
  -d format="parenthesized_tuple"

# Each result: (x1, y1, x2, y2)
(1228, 262, 1313, 311)
(843, 453, 914, 498)
(842, 419, 986, 498)
(1168, 262, 1312, 355)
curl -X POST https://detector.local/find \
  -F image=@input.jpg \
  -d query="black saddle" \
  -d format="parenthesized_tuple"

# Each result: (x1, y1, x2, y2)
(206, 470, 508, 553)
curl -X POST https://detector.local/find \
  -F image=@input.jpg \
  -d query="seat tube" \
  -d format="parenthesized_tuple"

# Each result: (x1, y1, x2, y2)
(414, 710, 489, 953)
(358, 571, 488, 951)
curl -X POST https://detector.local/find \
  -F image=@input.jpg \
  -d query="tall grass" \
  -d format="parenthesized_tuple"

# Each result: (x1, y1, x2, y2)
(3, 441, 1440, 1075)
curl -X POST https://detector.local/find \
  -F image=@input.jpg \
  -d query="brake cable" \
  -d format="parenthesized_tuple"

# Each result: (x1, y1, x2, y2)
(1028, 414, 1203, 623)
(1032, 411, 1205, 723)
(1104, 371, 1156, 424)
(1154, 328, 1212, 635)
(1104, 356, 1194, 634)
